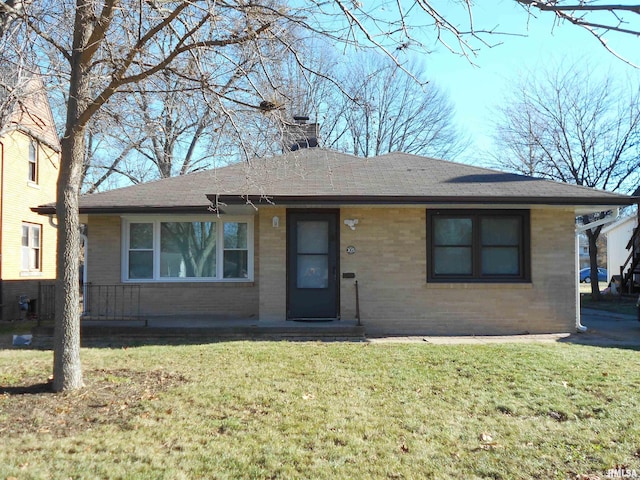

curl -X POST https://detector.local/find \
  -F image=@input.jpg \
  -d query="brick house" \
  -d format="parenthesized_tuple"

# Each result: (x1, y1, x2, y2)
(36, 149, 634, 335)
(1, 73, 60, 320)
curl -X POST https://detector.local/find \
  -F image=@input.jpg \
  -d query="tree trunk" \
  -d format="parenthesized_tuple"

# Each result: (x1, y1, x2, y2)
(52, 0, 93, 392)
(53, 135, 84, 392)
(586, 226, 603, 301)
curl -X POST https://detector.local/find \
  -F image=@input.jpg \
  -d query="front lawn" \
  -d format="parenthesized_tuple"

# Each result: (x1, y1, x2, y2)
(1, 342, 639, 479)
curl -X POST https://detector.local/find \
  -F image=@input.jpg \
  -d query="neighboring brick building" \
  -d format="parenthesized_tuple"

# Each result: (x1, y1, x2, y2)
(1, 73, 60, 320)
(37, 149, 634, 335)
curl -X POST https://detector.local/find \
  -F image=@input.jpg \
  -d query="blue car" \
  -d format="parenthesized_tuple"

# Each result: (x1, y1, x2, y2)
(579, 267, 608, 283)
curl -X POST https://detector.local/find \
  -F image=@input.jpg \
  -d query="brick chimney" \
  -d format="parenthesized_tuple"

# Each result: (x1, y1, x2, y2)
(282, 116, 319, 153)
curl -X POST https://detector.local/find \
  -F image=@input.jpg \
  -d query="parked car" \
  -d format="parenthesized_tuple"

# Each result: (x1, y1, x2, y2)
(579, 267, 608, 283)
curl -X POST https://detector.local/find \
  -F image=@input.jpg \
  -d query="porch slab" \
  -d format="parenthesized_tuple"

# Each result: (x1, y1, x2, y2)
(31, 316, 366, 347)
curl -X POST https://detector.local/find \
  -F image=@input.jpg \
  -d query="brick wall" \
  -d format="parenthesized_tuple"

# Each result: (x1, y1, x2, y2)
(258, 207, 287, 320)
(337, 207, 575, 335)
(1, 129, 59, 320)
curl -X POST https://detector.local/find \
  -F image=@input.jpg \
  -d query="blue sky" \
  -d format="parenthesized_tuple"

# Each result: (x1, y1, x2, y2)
(409, 2, 640, 166)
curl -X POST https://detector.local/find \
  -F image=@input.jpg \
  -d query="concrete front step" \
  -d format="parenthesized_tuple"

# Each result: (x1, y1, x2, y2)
(31, 320, 366, 348)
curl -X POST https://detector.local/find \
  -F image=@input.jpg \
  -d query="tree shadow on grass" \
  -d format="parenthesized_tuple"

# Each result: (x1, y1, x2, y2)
(0, 382, 53, 395)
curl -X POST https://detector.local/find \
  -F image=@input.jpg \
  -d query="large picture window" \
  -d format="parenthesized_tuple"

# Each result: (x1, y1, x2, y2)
(427, 210, 530, 282)
(123, 217, 252, 282)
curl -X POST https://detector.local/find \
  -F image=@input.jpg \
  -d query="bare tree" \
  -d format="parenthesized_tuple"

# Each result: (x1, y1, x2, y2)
(82, 74, 225, 191)
(492, 62, 640, 299)
(0, 1, 37, 130)
(515, 1, 640, 65)
(320, 55, 467, 159)
(238, 49, 467, 160)
(0, 61, 32, 130)
(81, 51, 271, 191)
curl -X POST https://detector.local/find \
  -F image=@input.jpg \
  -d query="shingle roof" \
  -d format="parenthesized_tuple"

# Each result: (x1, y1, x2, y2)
(35, 149, 636, 214)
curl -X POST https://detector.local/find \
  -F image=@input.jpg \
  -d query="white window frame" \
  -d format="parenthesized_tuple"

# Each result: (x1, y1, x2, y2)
(22, 222, 42, 272)
(121, 215, 254, 283)
(28, 140, 38, 183)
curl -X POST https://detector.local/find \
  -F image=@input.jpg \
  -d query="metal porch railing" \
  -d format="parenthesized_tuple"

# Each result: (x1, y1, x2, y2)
(83, 283, 142, 322)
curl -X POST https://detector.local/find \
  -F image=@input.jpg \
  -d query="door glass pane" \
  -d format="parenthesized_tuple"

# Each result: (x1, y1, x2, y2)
(481, 218, 520, 245)
(297, 221, 328, 254)
(224, 223, 247, 249)
(434, 218, 472, 245)
(129, 251, 153, 279)
(160, 222, 216, 278)
(482, 247, 519, 275)
(130, 223, 153, 249)
(297, 255, 328, 288)
(433, 247, 472, 275)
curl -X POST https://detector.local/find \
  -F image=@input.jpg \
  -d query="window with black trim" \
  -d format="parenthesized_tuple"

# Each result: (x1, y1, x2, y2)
(427, 210, 530, 282)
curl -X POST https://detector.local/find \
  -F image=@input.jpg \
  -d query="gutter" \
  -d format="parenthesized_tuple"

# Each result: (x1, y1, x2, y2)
(208, 194, 638, 207)
(32, 193, 637, 217)
(31, 205, 218, 215)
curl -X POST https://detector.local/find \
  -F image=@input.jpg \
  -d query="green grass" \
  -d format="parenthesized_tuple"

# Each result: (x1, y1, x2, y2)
(2, 342, 640, 479)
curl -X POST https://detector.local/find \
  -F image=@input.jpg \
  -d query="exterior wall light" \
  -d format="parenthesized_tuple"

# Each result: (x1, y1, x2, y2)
(344, 219, 359, 230)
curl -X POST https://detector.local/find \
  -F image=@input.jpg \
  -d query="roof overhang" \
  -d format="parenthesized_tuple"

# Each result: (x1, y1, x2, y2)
(32, 193, 637, 217)
(32, 204, 258, 216)
(208, 194, 638, 214)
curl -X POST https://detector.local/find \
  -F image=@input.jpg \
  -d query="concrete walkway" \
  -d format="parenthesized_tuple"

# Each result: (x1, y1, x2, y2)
(4, 308, 640, 348)
(367, 333, 573, 344)
(369, 309, 640, 346)
(573, 308, 640, 347)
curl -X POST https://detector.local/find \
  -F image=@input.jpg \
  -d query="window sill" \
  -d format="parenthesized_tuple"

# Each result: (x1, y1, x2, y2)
(27, 181, 40, 189)
(123, 280, 255, 287)
(20, 271, 43, 277)
(425, 282, 533, 290)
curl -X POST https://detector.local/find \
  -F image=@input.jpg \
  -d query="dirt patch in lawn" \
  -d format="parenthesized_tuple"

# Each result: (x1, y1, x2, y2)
(0, 368, 188, 437)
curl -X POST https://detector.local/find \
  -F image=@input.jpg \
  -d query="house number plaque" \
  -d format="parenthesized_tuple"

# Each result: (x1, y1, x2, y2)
(346, 245, 356, 255)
